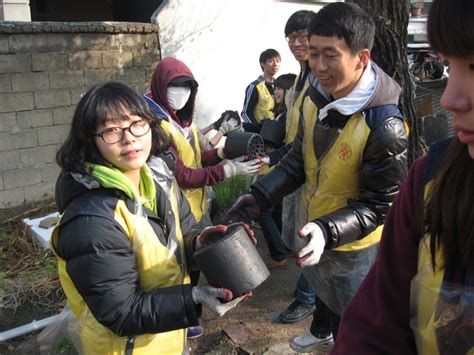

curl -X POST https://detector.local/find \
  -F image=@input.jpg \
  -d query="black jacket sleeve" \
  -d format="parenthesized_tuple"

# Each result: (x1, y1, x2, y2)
(318, 116, 408, 248)
(56, 215, 199, 337)
(241, 84, 259, 125)
(267, 143, 291, 166)
(251, 114, 307, 206)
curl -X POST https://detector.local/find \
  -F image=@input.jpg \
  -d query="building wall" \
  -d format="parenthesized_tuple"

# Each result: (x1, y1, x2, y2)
(0, 21, 160, 220)
(155, 0, 325, 128)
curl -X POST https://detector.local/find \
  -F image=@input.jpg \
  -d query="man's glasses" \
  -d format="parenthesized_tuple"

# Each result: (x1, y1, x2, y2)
(286, 32, 308, 44)
(94, 120, 151, 144)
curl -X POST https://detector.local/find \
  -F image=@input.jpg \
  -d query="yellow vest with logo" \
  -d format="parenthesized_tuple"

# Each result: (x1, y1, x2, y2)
(253, 80, 275, 124)
(161, 120, 208, 222)
(300, 96, 382, 252)
(51, 183, 190, 354)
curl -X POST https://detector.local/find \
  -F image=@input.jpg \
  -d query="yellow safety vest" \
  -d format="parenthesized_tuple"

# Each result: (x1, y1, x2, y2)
(253, 80, 275, 124)
(410, 181, 474, 355)
(300, 96, 382, 251)
(161, 120, 209, 222)
(51, 182, 190, 354)
(284, 76, 310, 144)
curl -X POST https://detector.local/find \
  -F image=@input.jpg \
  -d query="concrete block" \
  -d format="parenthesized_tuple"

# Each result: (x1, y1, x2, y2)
(47, 33, 84, 52)
(0, 174, 3, 190)
(0, 36, 9, 54)
(0, 92, 34, 113)
(69, 51, 103, 70)
(9, 34, 48, 53)
(53, 106, 75, 125)
(0, 74, 12, 93)
(32, 52, 68, 72)
(0, 53, 31, 73)
(120, 34, 146, 50)
(17, 109, 53, 129)
(4, 167, 42, 189)
(133, 50, 158, 67)
(40, 163, 60, 183)
(0, 129, 37, 151)
(83, 34, 117, 50)
(27, 182, 54, 201)
(23, 211, 59, 248)
(49, 70, 84, 89)
(84, 69, 116, 86)
(145, 33, 159, 50)
(11, 72, 50, 92)
(0, 150, 20, 170)
(37, 124, 69, 146)
(34, 89, 71, 109)
(117, 67, 147, 84)
(0, 112, 16, 132)
(0, 187, 25, 209)
(20, 145, 57, 167)
(69, 88, 87, 105)
(133, 82, 148, 94)
(102, 50, 133, 69)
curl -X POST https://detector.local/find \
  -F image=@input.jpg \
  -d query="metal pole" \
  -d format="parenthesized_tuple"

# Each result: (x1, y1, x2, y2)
(0, 315, 59, 342)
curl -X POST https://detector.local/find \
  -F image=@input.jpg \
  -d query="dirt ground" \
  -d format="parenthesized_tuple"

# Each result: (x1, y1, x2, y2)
(189, 227, 329, 354)
(0, 224, 328, 354)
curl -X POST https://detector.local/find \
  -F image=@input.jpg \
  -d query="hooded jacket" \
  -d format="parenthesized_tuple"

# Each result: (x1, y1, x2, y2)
(52, 160, 200, 354)
(143, 57, 226, 222)
(252, 61, 409, 249)
(148, 56, 198, 127)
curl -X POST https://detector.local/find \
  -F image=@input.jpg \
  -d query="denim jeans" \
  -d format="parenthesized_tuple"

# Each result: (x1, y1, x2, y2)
(295, 272, 316, 305)
(258, 202, 286, 261)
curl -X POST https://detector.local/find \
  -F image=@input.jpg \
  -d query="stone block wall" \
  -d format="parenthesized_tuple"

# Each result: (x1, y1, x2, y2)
(0, 21, 160, 221)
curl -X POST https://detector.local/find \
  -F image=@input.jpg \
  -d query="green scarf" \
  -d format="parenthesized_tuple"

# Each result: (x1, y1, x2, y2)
(86, 163, 157, 214)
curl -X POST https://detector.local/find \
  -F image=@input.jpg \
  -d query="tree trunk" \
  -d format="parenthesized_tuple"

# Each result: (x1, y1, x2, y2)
(348, 0, 425, 165)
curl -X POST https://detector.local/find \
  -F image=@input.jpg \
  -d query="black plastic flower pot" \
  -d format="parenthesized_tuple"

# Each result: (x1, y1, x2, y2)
(259, 119, 285, 147)
(193, 224, 270, 297)
(223, 131, 265, 159)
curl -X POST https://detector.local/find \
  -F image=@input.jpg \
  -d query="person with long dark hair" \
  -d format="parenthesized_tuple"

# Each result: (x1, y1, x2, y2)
(333, 0, 474, 353)
(53, 81, 250, 353)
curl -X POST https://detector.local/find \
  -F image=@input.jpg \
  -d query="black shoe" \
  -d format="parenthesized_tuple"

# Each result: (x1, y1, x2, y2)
(279, 300, 316, 323)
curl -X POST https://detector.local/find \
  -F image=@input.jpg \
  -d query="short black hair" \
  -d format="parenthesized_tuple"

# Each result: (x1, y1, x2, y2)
(284, 10, 315, 37)
(275, 73, 297, 91)
(428, 0, 474, 58)
(259, 48, 281, 67)
(308, 2, 375, 54)
(56, 81, 170, 173)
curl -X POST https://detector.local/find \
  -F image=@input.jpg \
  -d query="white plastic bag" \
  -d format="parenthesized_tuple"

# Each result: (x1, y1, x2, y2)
(37, 304, 82, 354)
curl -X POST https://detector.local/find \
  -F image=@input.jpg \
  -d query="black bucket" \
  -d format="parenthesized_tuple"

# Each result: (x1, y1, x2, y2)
(224, 131, 265, 159)
(193, 224, 270, 296)
(259, 119, 285, 147)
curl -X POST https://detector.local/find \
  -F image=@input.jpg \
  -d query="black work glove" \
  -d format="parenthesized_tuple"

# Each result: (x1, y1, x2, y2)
(197, 223, 257, 247)
(222, 194, 261, 224)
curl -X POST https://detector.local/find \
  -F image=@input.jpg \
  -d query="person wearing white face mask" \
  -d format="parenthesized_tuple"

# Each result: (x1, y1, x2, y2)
(143, 57, 262, 340)
(167, 86, 192, 111)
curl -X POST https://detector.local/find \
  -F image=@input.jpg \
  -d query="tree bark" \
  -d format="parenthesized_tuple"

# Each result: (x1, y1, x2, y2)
(348, 0, 425, 165)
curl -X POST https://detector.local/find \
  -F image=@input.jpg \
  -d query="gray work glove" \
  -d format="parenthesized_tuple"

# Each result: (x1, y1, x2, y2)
(191, 285, 250, 316)
(219, 117, 240, 134)
(223, 156, 262, 178)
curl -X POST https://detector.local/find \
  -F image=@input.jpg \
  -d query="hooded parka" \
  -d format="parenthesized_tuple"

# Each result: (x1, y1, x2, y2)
(143, 57, 224, 224)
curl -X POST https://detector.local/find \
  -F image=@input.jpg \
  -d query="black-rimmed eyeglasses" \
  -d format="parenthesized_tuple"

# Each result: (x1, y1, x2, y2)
(286, 32, 308, 44)
(94, 120, 151, 144)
